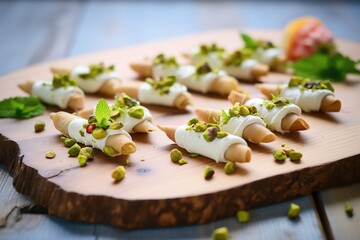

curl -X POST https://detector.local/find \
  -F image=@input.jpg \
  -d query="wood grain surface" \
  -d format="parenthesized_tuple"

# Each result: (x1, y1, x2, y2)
(1, 29, 360, 229)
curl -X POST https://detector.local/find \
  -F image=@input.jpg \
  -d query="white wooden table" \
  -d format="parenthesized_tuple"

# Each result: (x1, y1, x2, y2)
(0, 1, 359, 239)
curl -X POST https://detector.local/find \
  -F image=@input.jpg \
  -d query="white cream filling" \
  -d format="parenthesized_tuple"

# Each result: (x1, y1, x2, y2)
(31, 81, 84, 109)
(222, 59, 258, 79)
(220, 114, 265, 137)
(152, 65, 178, 79)
(71, 65, 120, 93)
(138, 82, 187, 107)
(255, 48, 284, 66)
(246, 98, 301, 133)
(94, 105, 152, 133)
(190, 49, 224, 69)
(175, 125, 247, 163)
(68, 118, 131, 156)
(281, 85, 334, 112)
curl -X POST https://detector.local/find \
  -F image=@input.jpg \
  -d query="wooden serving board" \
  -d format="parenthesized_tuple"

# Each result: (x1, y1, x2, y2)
(1, 29, 360, 229)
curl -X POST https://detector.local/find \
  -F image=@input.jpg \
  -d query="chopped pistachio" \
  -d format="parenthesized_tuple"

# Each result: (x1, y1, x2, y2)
(92, 128, 107, 139)
(128, 106, 144, 119)
(283, 147, 294, 157)
(77, 63, 114, 79)
(103, 146, 118, 157)
(239, 106, 250, 116)
(211, 227, 229, 240)
(178, 159, 188, 165)
(34, 121, 45, 133)
(216, 131, 228, 139)
(189, 153, 199, 158)
(170, 148, 182, 163)
(288, 76, 304, 87)
(345, 202, 353, 217)
(203, 127, 218, 142)
(187, 117, 199, 126)
(247, 105, 257, 114)
(79, 130, 85, 137)
(196, 62, 212, 75)
(88, 115, 97, 124)
(60, 136, 66, 142)
(45, 150, 56, 159)
(236, 210, 250, 223)
(288, 203, 301, 218)
(64, 138, 76, 147)
(266, 102, 275, 110)
(126, 159, 131, 166)
(109, 122, 123, 130)
(111, 166, 126, 181)
(52, 73, 77, 89)
(110, 109, 121, 119)
(78, 154, 88, 167)
(193, 122, 208, 132)
(79, 147, 94, 160)
(224, 162, 236, 175)
(204, 166, 215, 180)
(273, 149, 287, 161)
(289, 151, 302, 161)
(281, 143, 286, 147)
(68, 143, 81, 157)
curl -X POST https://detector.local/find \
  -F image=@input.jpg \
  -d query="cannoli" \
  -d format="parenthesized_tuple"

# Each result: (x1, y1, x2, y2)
(51, 63, 121, 96)
(158, 118, 251, 163)
(18, 74, 85, 110)
(194, 103, 277, 143)
(240, 33, 286, 71)
(78, 94, 154, 133)
(284, 16, 334, 60)
(50, 111, 136, 156)
(116, 76, 192, 109)
(256, 76, 341, 112)
(228, 91, 309, 133)
(130, 54, 239, 96)
(186, 44, 269, 81)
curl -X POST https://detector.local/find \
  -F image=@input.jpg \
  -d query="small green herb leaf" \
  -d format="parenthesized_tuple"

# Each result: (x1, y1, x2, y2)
(95, 98, 111, 124)
(0, 96, 45, 119)
(290, 51, 360, 82)
(241, 33, 258, 50)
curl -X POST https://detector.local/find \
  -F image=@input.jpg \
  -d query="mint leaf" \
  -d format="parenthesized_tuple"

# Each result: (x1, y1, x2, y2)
(94, 98, 111, 127)
(290, 51, 360, 82)
(0, 96, 45, 119)
(241, 33, 258, 50)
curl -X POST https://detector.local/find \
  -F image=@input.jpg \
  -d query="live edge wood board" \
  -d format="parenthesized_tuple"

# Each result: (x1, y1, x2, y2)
(1, 29, 360, 229)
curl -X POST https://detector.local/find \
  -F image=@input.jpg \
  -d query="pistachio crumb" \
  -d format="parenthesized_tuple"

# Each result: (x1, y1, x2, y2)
(273, 149, 287, 161)
(112, 166, 126, 181)
(224, 162, 236, 175)
(236, 210, 250, 223)
(103, 146, 118, 157)
(289, 151, 302, 161)
(34, 121, 45, 133)
(204, 166, 215, 180)
(45, 150, 56, 159)
(170, 148, 182, 163)
(288, 203, 301, 218)
(178, 159, 188, 165)
(126, 159, 130, 166)
(189, 153, 199, 158)
(78, 154, 88, 167)
(64, 138, 76, 147)
(109, 122, 123, 130)
(211, 227, 229, 240)
(79, 147, 94, 160)
(283, 147, 294, 157)
(281, 143, 286, 147)
(92, 128, 107, 139)
(345, 202, 353, 217)
(68, 143, 81, 157)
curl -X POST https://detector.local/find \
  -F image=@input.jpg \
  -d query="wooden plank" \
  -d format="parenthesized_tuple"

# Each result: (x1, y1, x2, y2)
(95, 196, 324, 239)
(0, 215, 95, 240)
(0, 30, 359, 229)
(320, 183, 360, 239)
(0, 1, 82, 76)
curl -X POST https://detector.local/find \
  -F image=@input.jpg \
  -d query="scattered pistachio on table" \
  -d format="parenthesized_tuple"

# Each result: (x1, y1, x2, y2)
(34, 121, 45, 133)
(224, 161, 236, 175)
(288, 203, 301, 218)
(112, 166, 126, 181)
(345, 202, 353, 217)
(236, 210, 250, 223)
(170, 148, 182, 163)
(273, 144, 303, 162)
(78, 154, 88, 167)
(68, 143, 81, 157)
(45, 150, 56, 159)
(204, 166, 215, 180)
(212, 227, 229, 240)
